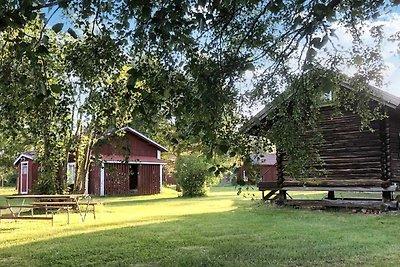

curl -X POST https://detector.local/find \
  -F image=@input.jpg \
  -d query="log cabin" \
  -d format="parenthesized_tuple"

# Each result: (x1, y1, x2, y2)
(247, 85, 400, 209)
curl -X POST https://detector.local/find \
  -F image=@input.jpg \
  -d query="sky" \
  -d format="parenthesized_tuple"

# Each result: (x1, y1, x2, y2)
(333, 12, 400, 97)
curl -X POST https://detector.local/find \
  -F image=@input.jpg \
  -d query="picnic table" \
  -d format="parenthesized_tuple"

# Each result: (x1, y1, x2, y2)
(0, 194, 97, 225)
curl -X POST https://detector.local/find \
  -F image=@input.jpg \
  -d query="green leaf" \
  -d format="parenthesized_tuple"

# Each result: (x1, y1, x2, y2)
(305, 48, 317, 61)
(50, 84, 63, 94)
(42, 35, 49, 45)
(353, 55, 363, 65)
(58, 0, 69, 8)
(198, 0, 206, 7)
(37, 45, 48, 54)
(244, 63, 255, 72)
(311, 35, 329, 49)
(229, 151, 236, 157)
(52, 23, 64, 33)
(67, 28, 77, 39)
(219, 144, 229, 154)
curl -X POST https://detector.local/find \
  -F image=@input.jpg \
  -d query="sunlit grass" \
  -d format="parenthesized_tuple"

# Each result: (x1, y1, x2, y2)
(1, 185, 400, 266)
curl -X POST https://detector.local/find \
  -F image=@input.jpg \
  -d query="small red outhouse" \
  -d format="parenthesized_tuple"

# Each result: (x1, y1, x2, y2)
(14, 151, 39, 194)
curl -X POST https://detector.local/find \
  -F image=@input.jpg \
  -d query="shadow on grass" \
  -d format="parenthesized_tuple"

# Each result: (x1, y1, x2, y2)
(1, 203, 400, 267)
(98, 193, 245, 207)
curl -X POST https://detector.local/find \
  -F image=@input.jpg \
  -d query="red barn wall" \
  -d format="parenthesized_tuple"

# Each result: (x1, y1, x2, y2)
(89, 164, 101, 195)
(238, 165, 277, 183)
(94, 133, 159, 162)
(88, 163, 162, 196)
(260, 165, 277, 182)
(104, 163, 130, 195)
(138, 165, 160, 195)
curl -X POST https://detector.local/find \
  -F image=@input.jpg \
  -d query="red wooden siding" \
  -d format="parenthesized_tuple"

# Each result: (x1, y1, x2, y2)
(89, 164, 101, 195)
(260, 165, 278, 182)
(138, 165, 160, 195)
(95, 132, 159, 162)
(104, 163, 130, 195)
(238, 165, 277, 182)
(16, 159, 40, 194)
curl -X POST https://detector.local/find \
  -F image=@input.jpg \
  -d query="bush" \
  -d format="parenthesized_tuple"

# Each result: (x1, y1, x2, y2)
(174, 155, 211, 197)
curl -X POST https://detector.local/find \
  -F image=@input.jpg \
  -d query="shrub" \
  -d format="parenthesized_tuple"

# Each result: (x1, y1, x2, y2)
(174, 155, 211, 197)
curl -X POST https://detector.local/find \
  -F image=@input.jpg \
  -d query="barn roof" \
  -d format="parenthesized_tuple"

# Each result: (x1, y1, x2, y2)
(13, 151, 36, 165)
(250, 153, 276, 165)
(244, 83, 400, 133)
(118, 127, 168, 152)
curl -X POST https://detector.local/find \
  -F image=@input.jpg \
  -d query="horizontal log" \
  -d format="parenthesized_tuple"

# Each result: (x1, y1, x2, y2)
(319, 153, 381, 160)
(281, 186, 398, 192)
(258, 181, 280, 190)
(284, 199, 397, 209)
(282, 174, 383, 180)
(282, 179, 391, 188)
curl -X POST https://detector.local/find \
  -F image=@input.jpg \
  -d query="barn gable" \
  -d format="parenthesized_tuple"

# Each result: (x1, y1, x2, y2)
(94, 127, 167, 162)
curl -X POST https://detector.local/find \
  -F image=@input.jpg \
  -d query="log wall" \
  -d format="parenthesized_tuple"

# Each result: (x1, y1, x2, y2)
(282, 106, 385, 187)
(389, 111, 400, 181)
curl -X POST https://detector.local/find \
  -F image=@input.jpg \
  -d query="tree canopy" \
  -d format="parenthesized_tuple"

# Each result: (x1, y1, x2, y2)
(0, 1, 399, 192)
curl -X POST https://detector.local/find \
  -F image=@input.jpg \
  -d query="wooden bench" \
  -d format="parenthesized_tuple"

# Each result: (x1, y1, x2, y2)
(0, 205, 37, 217)
(33, 201, 98, 221)
(0, 214, 54, 225)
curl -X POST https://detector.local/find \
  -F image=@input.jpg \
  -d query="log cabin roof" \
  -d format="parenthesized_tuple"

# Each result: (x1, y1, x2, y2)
(243, 83, 400, 133)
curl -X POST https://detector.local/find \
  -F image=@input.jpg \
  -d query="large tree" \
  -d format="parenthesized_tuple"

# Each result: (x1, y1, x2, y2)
(0, 1, 398, 191)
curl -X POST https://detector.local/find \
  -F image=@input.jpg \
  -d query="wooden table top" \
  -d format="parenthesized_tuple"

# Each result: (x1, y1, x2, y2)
(6, 194, 87, 199)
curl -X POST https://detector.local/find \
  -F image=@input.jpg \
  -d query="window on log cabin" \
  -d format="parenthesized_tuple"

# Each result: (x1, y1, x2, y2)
(322, 90, 333, 102)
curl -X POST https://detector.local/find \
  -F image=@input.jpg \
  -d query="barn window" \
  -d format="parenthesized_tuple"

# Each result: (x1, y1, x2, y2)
(67, 162, 76, 184)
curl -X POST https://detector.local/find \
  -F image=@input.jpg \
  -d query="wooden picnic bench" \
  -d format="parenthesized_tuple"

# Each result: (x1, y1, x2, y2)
(1, 194, 97, 225)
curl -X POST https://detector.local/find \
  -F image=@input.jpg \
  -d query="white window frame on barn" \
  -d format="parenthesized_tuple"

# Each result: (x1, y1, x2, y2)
(66, 162, 76, 184)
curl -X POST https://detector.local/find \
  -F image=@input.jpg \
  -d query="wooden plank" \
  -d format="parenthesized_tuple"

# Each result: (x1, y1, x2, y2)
(282, 179, 391, 187)
(0, 205, 36, 209)
(284, 199, 398, 209)
(258, 181, 280, 190)
(0, 215, 53, 220)
(32, 202, 77, 206)
(281, 185, 398, 192)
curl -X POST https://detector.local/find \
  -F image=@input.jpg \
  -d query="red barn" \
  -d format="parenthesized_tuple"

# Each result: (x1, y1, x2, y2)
(88, 127, 168, 196)
(238, 153, 277, 183)
(14, 127, 167, 196)
(14, 151, 39, 194)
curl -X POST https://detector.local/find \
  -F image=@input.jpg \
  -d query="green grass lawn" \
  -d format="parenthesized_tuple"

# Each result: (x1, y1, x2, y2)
(1, 185, 400, 266)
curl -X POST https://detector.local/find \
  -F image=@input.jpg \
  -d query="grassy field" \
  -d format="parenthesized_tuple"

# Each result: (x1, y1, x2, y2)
(1, 185, 400, 267)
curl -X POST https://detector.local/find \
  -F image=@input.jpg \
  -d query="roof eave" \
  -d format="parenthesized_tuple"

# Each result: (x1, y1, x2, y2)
(118, 126, 168, 152)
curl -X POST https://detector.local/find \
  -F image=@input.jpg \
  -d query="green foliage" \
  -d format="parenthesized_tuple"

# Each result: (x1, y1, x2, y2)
(174, 155, 213, 197)
(0, 0, 398, 190)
